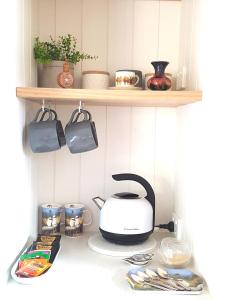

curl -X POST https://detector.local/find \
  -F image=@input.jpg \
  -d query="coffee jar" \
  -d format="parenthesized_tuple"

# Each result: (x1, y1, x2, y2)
(82, 70, 110, 89)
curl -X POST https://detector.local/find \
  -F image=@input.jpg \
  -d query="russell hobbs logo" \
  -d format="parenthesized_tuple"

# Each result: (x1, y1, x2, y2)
(124, 227, 139, 231)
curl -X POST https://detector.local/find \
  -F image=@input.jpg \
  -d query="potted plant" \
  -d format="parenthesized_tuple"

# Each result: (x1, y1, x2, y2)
(34, 34, 97, 88)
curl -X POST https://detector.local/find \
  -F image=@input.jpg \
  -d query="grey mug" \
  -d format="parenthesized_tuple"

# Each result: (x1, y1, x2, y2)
(28, 108, 63, 153)
(65, 109, 98, 154)
(40, 108, 66, 147)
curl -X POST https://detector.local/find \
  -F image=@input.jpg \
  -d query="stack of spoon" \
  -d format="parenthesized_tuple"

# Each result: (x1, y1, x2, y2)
(127, 267, 201, 291)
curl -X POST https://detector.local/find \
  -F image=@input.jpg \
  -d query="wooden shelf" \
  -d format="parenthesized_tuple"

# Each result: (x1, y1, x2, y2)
(16, 87, 202, 107)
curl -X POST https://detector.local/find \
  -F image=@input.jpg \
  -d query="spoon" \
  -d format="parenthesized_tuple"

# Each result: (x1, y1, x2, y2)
(123, 253, 154, 265)
(143, 269, 180, 290)
(157, 268, 191, 290)
(130, 273, 170, 291)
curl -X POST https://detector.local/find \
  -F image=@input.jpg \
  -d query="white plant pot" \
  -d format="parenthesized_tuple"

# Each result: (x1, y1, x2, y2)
(37, 61, 75, 88)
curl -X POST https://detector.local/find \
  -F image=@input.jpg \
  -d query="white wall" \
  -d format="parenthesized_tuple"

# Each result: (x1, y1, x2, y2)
(0, 0, 38, 285)
(175, 0, 224, 298)
(30, 0, 181, 232)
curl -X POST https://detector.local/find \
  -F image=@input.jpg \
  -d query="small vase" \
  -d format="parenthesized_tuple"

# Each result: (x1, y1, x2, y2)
(147, 61, 172, 91)
(57, 61, 74, 88)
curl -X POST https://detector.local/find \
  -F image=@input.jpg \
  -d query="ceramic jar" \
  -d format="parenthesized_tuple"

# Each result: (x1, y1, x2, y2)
(82, 70, 110, 89)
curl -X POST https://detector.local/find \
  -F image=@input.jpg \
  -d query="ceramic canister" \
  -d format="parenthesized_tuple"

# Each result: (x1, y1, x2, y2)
(82, 70, 110, 89)
(144, 73, 173, 90)
(41, 204, 61, 235)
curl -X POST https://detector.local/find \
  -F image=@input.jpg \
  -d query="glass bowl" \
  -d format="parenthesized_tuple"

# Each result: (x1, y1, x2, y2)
(159, 237, 192, 268)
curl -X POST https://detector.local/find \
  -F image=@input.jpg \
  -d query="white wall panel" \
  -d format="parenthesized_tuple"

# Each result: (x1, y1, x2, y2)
(79, 106, 107, 231)
(37, 150, 56, 204)
(30, 0, 38, 86)
(82, 0, 108, 71)
(55, 0, 82, 39)
(25, 102, 40, 236)
(108, 0, 133, 84)
(129, 107, 155, 196)
(0, 0, 39, 283)
(54, 104, 81, 205)
(158, 0, 181, 74)
(133, 0, 159, 74)
(105, 107, 131, 196)
(38, 0, 55, 39)
(154, 108, 176, 224)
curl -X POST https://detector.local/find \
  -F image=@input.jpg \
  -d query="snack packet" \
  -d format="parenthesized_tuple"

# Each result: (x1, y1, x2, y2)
(35, 235, 61, 263)
(30, 242, 54, 251)
(18, 258, 48, 269)
(36, 234, 61, 244)
(20, 250, 51, 261)
(16, 260, 52, 277)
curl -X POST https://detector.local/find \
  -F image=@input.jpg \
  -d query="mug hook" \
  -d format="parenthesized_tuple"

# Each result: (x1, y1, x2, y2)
(78, 100, 83, 113)
(42, 99, 45, 112)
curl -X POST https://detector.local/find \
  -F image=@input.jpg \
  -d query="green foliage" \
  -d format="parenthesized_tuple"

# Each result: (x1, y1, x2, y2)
(34, 34, 97, 64)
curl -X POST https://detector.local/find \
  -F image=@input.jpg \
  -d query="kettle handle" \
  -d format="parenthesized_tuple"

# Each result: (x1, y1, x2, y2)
(112, 173, 155, 229)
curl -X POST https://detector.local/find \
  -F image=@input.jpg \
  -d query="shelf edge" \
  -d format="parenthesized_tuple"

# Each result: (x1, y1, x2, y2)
(16, 87, 202, 107)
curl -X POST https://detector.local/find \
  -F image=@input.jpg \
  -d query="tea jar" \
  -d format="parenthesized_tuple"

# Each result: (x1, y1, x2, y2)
(82, 70, 110, 89)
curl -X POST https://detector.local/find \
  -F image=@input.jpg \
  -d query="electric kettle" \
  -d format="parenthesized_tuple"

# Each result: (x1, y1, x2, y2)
(92, 173, 155, 245)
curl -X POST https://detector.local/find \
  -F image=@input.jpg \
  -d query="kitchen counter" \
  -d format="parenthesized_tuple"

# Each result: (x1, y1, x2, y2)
(7, 231, 210, 300)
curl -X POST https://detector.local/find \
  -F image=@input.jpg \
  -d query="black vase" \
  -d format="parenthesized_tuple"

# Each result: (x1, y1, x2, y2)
(147, 61, 172, 91)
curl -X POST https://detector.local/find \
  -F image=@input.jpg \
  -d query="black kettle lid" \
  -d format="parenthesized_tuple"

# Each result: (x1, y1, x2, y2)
(113, 192, 140, 199)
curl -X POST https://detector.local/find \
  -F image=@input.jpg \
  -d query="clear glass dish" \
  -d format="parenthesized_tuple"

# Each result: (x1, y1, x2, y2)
(159, 237, 192, 268)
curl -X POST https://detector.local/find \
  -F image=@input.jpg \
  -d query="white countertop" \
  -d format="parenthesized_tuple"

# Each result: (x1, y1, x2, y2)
(7, 231, 210, 300)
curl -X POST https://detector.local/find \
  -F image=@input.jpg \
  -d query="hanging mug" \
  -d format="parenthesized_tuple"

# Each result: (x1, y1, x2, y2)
(40, 108, 66, 147)
(28, 108, 59, 153)
(65, 109, 98, 154)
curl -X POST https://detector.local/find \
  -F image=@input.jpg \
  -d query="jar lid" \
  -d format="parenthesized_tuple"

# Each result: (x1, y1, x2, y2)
(145, 72, 172, 77)
(82, 70, 110, 75)
(145, 73, 154, 77)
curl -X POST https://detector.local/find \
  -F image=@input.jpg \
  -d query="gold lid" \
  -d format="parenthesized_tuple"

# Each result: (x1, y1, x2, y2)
(145, 72, 172, 77)
(144, 73, 154, 77)
(82, 70, 110, 76)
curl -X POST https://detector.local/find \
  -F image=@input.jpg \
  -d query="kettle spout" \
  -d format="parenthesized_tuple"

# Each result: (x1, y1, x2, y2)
(92, 196, 106, 209)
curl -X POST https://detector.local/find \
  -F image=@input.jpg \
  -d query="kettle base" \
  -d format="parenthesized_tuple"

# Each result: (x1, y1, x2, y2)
(99, 228, 153, 245)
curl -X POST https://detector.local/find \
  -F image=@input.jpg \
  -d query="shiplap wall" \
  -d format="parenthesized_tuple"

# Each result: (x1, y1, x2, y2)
(1, 0, 39, 282)
(29, 0, 181, 232)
